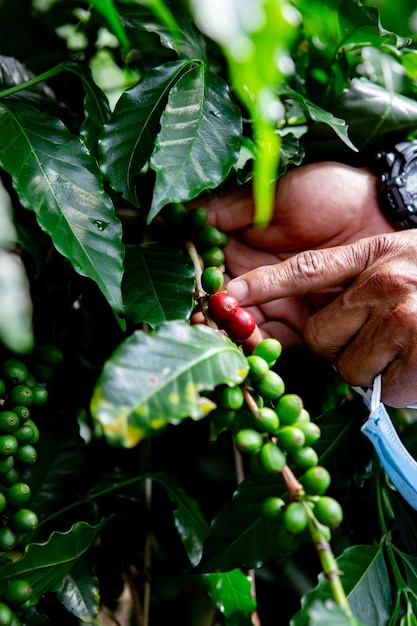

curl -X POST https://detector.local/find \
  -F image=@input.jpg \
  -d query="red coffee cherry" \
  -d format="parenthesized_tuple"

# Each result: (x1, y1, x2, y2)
(223, 306, 256, 340)
(207, 291, 239, 321)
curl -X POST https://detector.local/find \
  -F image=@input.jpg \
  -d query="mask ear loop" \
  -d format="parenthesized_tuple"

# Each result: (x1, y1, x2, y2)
(371, 374, 382, 413)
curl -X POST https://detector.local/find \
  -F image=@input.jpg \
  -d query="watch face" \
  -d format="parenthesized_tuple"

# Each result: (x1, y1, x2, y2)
(406, 167, 417, 197)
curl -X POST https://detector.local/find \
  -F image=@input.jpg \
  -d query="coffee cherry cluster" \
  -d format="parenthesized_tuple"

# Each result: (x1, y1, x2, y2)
(0, 345, 62, 624)
(210, 336, 343, 553)
(206, 291, 256, 341)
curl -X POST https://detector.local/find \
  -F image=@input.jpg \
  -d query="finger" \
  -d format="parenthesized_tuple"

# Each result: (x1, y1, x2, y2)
(381, 346, 417, 407)
(223, 237, 282, 278)
(226, 236, 388, 306)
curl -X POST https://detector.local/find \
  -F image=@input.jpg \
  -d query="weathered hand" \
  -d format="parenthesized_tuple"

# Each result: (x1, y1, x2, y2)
(227, 230, 417, 407)
(197, 161, 395, 348)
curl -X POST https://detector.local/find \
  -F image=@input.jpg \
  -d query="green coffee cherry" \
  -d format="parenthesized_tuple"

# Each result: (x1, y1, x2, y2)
(3, 579, 33, 608)
(200, 247, 225, 268)
(259, 442, 286, 474)
(261, 496, 285, 520)
(0, 435, 18, 457)
(218, 386, 244, 411)
(195, 225, 225, 249)
(30, 363, 53, 383)
(15, 444, 37, 465)
(0, 412, 19, 434)
(276, 394, 303, 425)
(0, 380, 6, 397)
(283, 502, 308, 535)
(301, 466, 331, 496)
(7, 386, 33, 408)
(0, 492, 6, 514)
(0, 526, 17, 551)
(7, 483, 31, 508)
(30, 386, 48, 407)
(252, 407, 279, 434)
(1, 359, 28, 386)
(2, 468, 20, 487)
(313, 496, 343, 529)
(247, 355, 270, 382)
(276, 426, 305, 452)
(186, 206, 208, 231)
(164, 202, 187, 226)
(211, 408, 235, 428)
(289, 446, 319, 471)
(34, 344, 63, 366)
(201, 266, 224, 294)
(255, 371, 285, 400)
(14, 420, 39, 444)
(11, 406, 30, 422)
(253, 338, 282, 366)
(0, 601, 15, 625)
(235, 429, 263, 454)
(10, 508, 38, 533)
(298, 421, 321, 445)
(0, 456, 14, 474)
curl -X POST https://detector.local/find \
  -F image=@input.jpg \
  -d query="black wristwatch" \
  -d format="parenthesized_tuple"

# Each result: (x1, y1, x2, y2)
(375, 139, 417, 230)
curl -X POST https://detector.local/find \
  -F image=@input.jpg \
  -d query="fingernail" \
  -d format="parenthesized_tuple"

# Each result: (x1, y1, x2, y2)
(227, 280, 248, 301)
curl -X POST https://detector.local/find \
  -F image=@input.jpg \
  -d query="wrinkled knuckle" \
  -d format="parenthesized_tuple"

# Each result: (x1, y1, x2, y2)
(293, 250, 325, 280)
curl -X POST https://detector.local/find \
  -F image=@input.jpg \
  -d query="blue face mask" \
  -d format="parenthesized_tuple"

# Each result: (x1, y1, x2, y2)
(360, 375, 417, 511)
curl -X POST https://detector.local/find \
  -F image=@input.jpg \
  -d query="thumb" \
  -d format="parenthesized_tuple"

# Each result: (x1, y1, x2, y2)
(227, 238, 380, 305)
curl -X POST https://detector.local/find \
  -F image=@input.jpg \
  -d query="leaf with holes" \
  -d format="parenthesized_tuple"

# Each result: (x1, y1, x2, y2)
(91, 320, 249, 447)
(148, 63, 242, 222)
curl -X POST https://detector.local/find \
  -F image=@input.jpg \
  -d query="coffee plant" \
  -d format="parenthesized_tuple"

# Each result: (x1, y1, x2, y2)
(1, 0, 417, 624)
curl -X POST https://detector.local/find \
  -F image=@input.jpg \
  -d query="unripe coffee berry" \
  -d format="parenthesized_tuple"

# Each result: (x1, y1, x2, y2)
(222, 307, 256, 340)
(255, 370, 285, 400)
(0, 412, 19, 433)
(7, 385, 33, 408)
(15, 444, 37, 465)
(235, 429, 263, 454)
(208, 292, 239, 321)
(283, 502, 308, 535)
(261, 496, 285, 520)
(313, 496, 343, 529)
(253, 338, 282, 366)
(211, 408, 235, 428)
(201, 266, 224, 294)
(289, 446, 319, 470)
(300, 466, 331, 496)
(0, 601, 15, 625)
(0, 493, 6, 515)
(0, 435, 18, 457)
(277, 426, 305, 452)
(10, 508, 38, 533)
(298, 422, 321, 445)
(1, 359, 28, 386)
(247, 355, 269, 382)
(259, 441, 286, 474)
(218, 385, 244, 411)
(276, 394, 304, 425)
(7, 482, 32, 508)
(195, 225, 225, 249)
(252, 407, 280, 434)
(0, 526, 16, 551)
(200, 246, 225, 267)
(186, 206, 208, 231)
(3, 579, 33, 608)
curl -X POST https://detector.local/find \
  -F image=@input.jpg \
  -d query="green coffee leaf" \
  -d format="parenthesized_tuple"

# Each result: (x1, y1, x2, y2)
(0, 519, 108, 603)
(122, 243, 195, 326)
(91, 320, 249, 447)
(148, 63, 242, 222)
(332, 78, 417, 148)
(291, 544, 391, 626)
(99, 60, 192, 205)
(150, 472, 256, 623)
(0, 101, 125, 320)
(57, 560, 99, 625)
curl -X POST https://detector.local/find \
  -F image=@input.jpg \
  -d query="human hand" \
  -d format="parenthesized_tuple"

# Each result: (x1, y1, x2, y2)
(197, 161, 395, 347)
(226, 230, 417, 407)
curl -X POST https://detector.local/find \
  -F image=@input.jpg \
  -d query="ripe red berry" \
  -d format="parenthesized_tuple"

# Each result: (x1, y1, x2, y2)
(223, 306, 256, 340)
(207, 291, 239, 321)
